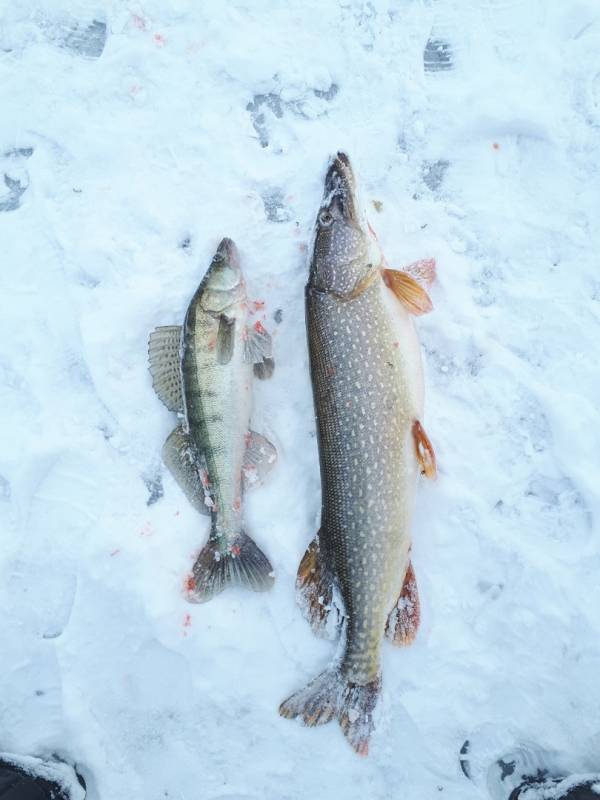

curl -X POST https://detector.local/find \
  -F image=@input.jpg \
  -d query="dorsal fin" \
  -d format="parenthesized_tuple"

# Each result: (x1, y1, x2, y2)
(148, 326, 183, 412)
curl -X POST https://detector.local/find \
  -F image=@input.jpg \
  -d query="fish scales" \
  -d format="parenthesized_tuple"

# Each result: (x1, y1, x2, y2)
(183, 285, 249, 545)
(280, 153, 435, 755)
(308, 279, 415, 684)
(148, 238, 277, 603)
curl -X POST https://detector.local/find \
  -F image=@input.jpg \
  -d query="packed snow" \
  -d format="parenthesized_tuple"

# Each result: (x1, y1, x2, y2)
(1, 1, 599, 798)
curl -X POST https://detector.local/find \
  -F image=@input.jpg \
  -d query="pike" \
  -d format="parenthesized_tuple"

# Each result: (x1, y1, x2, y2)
(279, 154, 437, 754)
(148, 238, 277, 602)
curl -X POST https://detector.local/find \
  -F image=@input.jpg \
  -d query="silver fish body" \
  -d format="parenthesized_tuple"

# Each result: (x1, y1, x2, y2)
(148, 238, 277, 603)
(280, 154, 435, 754)
(181, 244, 251, 547)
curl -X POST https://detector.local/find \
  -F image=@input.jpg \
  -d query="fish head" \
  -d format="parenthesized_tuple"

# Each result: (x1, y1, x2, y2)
(201, 237, 246, 313)
(309, 152, 373, 296)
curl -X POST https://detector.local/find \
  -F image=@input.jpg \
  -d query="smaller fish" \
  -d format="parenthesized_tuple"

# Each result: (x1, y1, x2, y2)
(148, 238, 277, 602)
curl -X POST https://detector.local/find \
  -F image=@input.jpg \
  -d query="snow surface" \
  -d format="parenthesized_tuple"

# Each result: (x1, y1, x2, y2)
(1, 1, 600, 798)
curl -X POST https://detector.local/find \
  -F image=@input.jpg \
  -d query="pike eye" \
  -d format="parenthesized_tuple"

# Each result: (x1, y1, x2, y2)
(319, 210, 333, 227)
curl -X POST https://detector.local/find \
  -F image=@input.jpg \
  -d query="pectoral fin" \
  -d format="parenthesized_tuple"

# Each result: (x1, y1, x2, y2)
(148, 325, 183, 412)
(217, 315, 235, 365)
(162, 425, 210, 515)
(245, 322, 275, 379)
(383, 268, 433, 315)
(412, 420, 437, 479)
(385, 560, 420, 646)
(402, 257, 437, 288)
(296, 533, 342, 639)
(242, 430, 277, 490)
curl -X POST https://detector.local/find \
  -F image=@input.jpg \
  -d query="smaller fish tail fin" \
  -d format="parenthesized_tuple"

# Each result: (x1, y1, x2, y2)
(186, 532, 274, 603)
(279, 669, 381, 756)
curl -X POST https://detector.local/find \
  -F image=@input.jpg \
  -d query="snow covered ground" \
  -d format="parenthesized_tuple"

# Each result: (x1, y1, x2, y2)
(1, 1, 600, 797)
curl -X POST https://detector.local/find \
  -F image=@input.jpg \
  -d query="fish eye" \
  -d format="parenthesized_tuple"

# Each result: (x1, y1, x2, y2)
(319, 210, 333, 227)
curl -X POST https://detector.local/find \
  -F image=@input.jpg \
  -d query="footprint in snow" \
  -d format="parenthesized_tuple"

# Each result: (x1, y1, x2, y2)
(35, 13, 107, 59)
(246, 82, 339, 149)
(424, 36, 454, 73)
(0, 146, 33, 213)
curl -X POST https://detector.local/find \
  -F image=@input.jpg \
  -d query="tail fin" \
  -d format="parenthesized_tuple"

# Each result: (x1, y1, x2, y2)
(279, 669, 381, 756)
(186, 532, 274, 603)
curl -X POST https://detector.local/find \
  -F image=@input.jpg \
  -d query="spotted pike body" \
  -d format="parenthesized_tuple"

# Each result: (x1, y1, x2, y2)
(280, 154, 436, 754)
(307, 275, 421, 683)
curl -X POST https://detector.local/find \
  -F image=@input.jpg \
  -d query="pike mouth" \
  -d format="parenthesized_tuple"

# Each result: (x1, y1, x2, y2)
(323, 151, 358, 222)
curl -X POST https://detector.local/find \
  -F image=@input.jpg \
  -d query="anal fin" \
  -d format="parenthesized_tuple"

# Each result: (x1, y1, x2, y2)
(148, 325, 183, 412)
(242, 430, 277, 490)
(162, 425, 210, 515)
(245, 322, 275, 379)
(383, 268, 433, 315)
(412, 420, 437, 479)
(296, 533, 341, 639)
(385, 560, 420, 646)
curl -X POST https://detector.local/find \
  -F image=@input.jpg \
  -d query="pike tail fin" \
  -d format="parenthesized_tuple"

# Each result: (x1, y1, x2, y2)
(186, 532, 274, 603)
(279, 669, 381, 756)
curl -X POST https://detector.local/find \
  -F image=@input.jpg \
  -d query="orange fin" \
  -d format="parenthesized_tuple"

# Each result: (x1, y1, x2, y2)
(402, 257, 437, 288)
(296, 533, 341, 639)
(279, 669, 380, 756)
(385, 560, 420, 646)
(383, 268, 433, 315)
(413, 420, 437, 479)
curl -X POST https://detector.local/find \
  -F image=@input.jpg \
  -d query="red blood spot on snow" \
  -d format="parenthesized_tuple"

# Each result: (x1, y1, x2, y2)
(253, 320, 267, 335)
(231, 544, 241, 557)
(492, 142, 500, 150)
(185, 575, 196, 593)
(110, 549, 121, 557)
(140, 522, 153, 537)
(252, 300, 265, 312)
(175, 510, 180, 517)
(154, 33, 166, 46)
(183, 613, 192, 628)
(131, 14, 147, 30)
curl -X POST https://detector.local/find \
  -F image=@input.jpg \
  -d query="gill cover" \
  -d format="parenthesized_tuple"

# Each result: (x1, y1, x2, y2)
(309, 153, 372, 298)
(201, 237, 245, 313)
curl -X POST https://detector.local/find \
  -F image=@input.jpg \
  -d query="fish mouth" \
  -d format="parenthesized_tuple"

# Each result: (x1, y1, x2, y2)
(323, 151, 358, 222)
(205, 237, 244, 297)
(215, 237, 240, 270)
